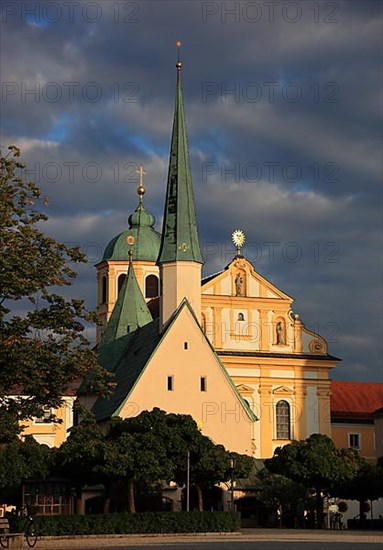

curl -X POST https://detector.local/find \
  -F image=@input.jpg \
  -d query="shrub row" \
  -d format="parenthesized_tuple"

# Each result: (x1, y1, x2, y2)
(34, 511, 241, 535)
(347, 519, 383, 531)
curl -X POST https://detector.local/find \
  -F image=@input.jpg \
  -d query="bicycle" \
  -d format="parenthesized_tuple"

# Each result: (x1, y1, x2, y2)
(0, 512, 38, 548)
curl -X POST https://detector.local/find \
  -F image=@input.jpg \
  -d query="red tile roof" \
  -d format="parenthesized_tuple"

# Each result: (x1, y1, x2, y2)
(331, 381, 383, 422)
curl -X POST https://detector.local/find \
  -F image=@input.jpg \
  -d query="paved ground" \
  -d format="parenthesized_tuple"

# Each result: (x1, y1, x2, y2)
(36, 530, 383, 549)
(40, 544, 383, 550)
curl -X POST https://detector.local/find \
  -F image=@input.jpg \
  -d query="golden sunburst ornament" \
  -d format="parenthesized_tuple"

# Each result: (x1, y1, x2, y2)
(232, 229, 246, 256)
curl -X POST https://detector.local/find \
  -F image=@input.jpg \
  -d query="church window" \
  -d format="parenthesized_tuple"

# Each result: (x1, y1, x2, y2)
(200, 377, 207, 392)
(237, 312, 245, 321)
(276, 400, 291, 440)
(145, 274, 159, 298)
(167, 376, 174, 391)
(118, 273, 126, 294)
(101, 276, 107, 303)
(184, 342, 188, 350)
(348, 433, 360, 450)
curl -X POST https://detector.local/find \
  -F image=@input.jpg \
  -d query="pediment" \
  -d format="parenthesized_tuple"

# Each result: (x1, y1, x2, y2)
(202, 257, 293, 301)
(236, 384, 254, 395)
(273, 385, 293, 395)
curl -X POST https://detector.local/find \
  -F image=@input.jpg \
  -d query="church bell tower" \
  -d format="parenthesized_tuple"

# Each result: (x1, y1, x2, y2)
(157, 44, 204, 328)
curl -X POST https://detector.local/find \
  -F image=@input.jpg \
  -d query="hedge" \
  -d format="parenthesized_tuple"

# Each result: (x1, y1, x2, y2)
(34, 511, 241, 535)
(347, 519, 383, 531)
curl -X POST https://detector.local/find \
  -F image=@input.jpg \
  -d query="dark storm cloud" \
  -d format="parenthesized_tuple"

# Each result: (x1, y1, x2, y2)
(1, 0, 381, 381)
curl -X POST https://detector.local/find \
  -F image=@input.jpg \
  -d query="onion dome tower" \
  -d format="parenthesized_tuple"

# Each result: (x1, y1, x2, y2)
(96, 169, 160, 342)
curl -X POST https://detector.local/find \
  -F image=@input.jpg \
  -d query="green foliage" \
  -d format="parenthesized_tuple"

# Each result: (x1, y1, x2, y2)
(265, 434, 363, 527)
(265, 434, 361, 492)
(54, 409, 252, 513)
(55, 416, 105, 487)
(105, 410, 174, 484)
(33, 511, 240, 535)
(0, 146, 111, 439)
(259, 472, 306, 511)
(334, 460, 383, 503)
(0, 436, 53, 503)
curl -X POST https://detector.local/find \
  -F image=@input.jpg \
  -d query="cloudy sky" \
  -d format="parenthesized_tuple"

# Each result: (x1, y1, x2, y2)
(1, 0, 382, 382)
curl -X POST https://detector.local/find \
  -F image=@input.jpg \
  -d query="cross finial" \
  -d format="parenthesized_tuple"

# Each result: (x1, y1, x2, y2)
(136, 165, 146, 187)
(176, 40, 182, 70)
(136, 165, 146, 203)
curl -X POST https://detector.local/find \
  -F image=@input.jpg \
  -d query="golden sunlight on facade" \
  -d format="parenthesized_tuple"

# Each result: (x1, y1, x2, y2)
(20, 53, 383, 461)
(88, 54, 342, 460)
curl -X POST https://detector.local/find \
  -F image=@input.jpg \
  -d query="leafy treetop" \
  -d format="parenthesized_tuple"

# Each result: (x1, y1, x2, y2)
(0, 146, 111, 440)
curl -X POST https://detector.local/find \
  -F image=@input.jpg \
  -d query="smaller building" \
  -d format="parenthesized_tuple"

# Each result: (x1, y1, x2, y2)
(373, 407, 383, 459)
(331, 381, 383, 461)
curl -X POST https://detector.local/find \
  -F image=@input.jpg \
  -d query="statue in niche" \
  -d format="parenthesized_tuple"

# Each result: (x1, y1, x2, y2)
(235, 273, 244, 296)
(276, 321, 285, 345)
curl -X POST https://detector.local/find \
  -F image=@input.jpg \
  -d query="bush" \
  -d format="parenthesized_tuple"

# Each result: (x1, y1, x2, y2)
(347, 519, 383, 530)
(34, 511, 240, 535)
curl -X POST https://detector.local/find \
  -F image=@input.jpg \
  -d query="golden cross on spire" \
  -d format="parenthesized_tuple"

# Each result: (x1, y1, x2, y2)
(136, 165, 146, 203)
(176, 40, 182, 70)
(136, 165, 146, 187)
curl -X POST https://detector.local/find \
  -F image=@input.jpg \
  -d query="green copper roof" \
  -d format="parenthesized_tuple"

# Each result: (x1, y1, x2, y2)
(100, 258, 153, 346)
(158, 64, 203, 264)
(101, 202, 161, 263)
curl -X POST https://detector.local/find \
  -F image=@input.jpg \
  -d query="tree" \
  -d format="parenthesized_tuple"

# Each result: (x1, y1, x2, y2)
(259, 472, 307, 527)
(0, 436, 53, 505)
(55, 415, 106, 514)
(103, 410, 175, 513)
(334, 459, 383, 519)
(55, 409, 250, 514)
(58, 409, 175, 514)
(167, 413, 253, 511)
(0, 146, 111, 440)
(265, 434, 361, 527)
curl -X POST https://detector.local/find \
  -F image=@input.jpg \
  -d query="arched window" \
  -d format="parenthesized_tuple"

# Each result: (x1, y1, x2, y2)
(101, 276, 107, 303)
(237, 312, 245, 322)
(276, 400, 291, 440)
(118, 273, 126, 294)
(145, 274, 159, 298)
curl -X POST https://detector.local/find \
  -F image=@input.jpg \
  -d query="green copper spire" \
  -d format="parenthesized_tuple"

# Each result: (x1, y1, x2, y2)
(101, 251, 152, 344)
(158, 47, 203, 264)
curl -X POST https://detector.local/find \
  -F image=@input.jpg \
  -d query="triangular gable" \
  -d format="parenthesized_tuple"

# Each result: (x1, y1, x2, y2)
(236, 384, 254, 395)
(114, 299, 257, 423)
(273, 385, 293, 395)
(202, 257, 293, 301)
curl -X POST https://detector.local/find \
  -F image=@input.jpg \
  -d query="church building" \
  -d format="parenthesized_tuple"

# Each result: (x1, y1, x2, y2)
(91, 53, 339, 460)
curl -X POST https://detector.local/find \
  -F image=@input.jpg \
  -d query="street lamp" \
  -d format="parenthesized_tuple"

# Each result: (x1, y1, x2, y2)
(228, 453, 236, 511)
